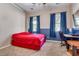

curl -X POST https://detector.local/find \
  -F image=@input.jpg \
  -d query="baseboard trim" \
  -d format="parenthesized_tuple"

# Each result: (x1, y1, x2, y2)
(0, 44, 11, 49)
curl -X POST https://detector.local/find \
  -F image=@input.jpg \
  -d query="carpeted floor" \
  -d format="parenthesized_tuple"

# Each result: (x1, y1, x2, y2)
(0, 40, 67, 56)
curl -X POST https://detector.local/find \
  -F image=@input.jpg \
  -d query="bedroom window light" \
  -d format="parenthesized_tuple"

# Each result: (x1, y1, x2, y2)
(55, 13, 60, 32)
(74, 16, 79, 28)
(33, 17, 37, 32)
(73, 13, 79, 28)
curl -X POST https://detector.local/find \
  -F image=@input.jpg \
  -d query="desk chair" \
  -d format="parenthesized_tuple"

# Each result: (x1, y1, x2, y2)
(59, 31, 67, 46)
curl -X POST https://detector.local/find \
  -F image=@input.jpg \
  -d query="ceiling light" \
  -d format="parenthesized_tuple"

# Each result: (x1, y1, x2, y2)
(43, 3, 46, 5)
(31, 8, 34, 10)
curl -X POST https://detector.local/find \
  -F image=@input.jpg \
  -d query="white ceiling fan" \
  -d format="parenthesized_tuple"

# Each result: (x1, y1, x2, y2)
(13, 3, 68, 13)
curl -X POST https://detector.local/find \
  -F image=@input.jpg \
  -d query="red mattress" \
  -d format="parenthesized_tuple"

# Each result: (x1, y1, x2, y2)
(11, 32, 46, 50)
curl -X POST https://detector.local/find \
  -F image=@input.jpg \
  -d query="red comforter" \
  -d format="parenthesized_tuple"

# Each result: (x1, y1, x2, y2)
(11, 32, 46, 50)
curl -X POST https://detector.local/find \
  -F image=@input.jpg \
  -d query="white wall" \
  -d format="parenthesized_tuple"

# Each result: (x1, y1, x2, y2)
(0, 4, 25, 47)
(25, 4, 73, 31)
(70, 3, 79, 28)
(72, 3, 79, 14)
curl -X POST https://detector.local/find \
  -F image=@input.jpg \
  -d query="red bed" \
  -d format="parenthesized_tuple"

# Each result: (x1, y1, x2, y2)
(11, 32, 46, 50)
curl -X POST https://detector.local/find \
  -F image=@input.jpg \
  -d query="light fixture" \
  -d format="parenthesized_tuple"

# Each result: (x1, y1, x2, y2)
(31, 8, 34, 10)
(43, 3, 46, 5)
(32, 3, 36, 5)
(31, 3, 47, 10)
(56, 3, 59, 4)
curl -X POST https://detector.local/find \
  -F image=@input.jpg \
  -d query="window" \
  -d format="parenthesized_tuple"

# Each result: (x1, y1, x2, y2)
(55, 13, 61, 31)
(73, 15, 79, 28)
(32, 17, 37, 32)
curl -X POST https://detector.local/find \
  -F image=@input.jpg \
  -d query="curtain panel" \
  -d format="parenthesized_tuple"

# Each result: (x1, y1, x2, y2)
(28, 17, 33, 32)
(37, 16, 40, 33)
(60, 12, 67, 34)
(50, 13, 56, 38)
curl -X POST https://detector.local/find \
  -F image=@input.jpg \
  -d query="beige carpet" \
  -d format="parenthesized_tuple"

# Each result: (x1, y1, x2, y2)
(0, 40, 67, 56)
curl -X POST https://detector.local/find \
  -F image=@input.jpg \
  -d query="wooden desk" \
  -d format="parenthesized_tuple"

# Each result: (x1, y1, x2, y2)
(66, 40, 79, 56)
(64, 34, 79, 38)
(63, 34, 79, 56)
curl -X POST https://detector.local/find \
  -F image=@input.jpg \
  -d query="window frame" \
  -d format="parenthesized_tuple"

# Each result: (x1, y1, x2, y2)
(73, 15, 79, 28)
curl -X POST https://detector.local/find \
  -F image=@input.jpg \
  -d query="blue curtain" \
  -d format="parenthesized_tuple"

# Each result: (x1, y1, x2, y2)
(50, 13, 56, 38)
(29, 17, 33, 32)
(37, 16, 40, 33)
(60, 12, 67, 34)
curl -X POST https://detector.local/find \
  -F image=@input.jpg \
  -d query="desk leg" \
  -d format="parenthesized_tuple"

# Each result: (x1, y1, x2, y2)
(65, 41, 70, 51)
(72, 46, 77, 56)
(66, 44, 70, 51)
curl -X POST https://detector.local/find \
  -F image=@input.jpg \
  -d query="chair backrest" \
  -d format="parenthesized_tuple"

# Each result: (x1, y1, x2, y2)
(59, 31, 64, 41)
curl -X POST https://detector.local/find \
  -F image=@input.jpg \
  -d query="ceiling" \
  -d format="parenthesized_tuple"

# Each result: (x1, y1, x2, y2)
(15, 3, 69, 13)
